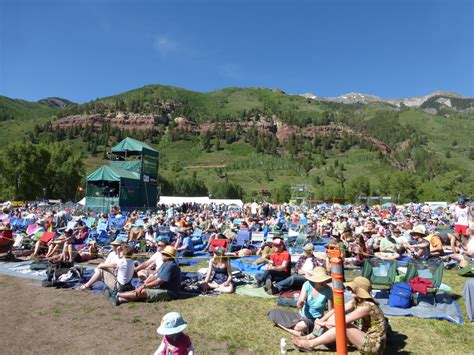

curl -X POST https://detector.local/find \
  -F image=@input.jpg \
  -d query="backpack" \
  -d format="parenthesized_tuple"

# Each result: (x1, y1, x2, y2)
(43, 262, 82, 288)
(389, 282, 412, 309)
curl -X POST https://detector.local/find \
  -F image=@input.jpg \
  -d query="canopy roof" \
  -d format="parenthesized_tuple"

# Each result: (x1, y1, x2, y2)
(111, 137, 157, 155)
(87, 165, 140, 182)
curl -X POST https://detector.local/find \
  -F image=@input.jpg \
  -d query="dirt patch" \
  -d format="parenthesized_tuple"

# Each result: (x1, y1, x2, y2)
(0, 275, 230, 354)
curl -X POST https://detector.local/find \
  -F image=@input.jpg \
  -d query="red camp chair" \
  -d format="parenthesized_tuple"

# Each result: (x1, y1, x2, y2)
(209, 238, 229, 253)
(0, 230, 14, 260)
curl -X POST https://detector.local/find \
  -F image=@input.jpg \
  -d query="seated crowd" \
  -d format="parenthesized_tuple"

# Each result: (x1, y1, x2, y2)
(1, 197, 473, 353)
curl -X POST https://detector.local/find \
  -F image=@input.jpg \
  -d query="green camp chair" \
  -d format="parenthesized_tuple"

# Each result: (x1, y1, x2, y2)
(361, 258, 397, 290)
(404, 259, 444, 305)
(293, 232, 308, 249)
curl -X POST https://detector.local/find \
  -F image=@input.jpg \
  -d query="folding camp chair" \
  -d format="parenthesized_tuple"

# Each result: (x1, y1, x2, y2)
(209, 238, 229, 253)
(404, 258, 444, 305)
(361, 258, 397, 290)
(293, 232, 308, 249)
(0, 230, 14, 260)
(231, 229, 251, 252)
(250, 232, 265, 248)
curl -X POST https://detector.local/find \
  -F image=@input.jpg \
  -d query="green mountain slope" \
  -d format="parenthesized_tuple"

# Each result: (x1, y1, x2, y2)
(1, 85, 473, 202)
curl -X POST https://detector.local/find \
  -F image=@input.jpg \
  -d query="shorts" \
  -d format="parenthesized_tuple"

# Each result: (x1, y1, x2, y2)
(146, 288, 176, 302)
(359, 335, 385, 355)
(98, 269, 117, 289)
(454, 224, 468, 237)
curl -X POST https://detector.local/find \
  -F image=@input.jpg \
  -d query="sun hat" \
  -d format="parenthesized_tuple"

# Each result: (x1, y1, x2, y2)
(161, 245, 177, 258)
(410, 225, 427, 237)
(272, 238, 284, 247)
(344, 276, 372, 299)
(303, 243, 314, 252)
(305, 267, 332, 283)
(157, 312, 188, 335)
(110, 238, 124, 246)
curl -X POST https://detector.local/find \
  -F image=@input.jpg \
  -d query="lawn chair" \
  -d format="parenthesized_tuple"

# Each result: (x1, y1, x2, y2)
(361, 258, 397, 290)
(231, 229, 251, 252)
(0, 229, 14, 260)
(293, 232, 308, 249)
(404, 258, 444, 305)
(250, 231, 265, 248)
(209, 238, 229, 253)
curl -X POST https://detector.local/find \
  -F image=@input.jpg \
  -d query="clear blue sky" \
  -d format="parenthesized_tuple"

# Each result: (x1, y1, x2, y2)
(1, 0, 473, 103)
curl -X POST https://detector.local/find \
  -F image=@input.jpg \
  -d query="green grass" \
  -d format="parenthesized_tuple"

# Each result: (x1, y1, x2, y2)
(166, 264, 474, 354)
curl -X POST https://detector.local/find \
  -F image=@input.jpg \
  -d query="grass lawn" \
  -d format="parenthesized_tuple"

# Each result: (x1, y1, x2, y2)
(169, 267, 473, 354)
(0, 260, 472, 354)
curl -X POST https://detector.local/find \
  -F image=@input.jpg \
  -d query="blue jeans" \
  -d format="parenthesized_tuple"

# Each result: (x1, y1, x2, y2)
(275, 274, 307, 292)
(255, 270, 289, 286)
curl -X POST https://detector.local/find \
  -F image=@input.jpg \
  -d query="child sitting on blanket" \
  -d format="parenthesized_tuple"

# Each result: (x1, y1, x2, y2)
(154, 312, 194, 355)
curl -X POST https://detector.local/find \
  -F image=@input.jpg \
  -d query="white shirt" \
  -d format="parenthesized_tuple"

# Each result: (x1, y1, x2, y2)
(455, 206, 469, 226)
(116, 258, 134, 285)
(150, 251, 163, 269)
(105, 251, 119, 264)
(300, 257, 314, 274)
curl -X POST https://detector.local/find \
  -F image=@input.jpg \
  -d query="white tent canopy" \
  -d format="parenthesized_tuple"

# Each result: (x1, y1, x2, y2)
(158, 196, 243, 207)
(158, 196, 210, 205)
(209, 199, 243, 207)
(78, 197, 86, 206)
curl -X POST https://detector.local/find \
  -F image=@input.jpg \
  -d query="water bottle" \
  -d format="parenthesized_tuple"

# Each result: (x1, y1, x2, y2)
(280, 337, 287, 354)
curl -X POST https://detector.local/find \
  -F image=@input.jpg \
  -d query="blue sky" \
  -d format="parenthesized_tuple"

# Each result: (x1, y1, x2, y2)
(1, 0, 472, 103)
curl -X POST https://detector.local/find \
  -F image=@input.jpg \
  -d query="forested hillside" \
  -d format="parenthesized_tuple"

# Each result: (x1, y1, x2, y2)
(0, 85, 473, 202)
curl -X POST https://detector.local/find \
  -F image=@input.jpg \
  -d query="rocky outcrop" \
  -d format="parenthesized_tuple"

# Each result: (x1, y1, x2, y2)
(53, 112, 160, 131)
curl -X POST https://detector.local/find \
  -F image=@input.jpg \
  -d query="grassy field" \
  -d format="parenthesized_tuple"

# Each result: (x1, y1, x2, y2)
(1, 264, 472, 355)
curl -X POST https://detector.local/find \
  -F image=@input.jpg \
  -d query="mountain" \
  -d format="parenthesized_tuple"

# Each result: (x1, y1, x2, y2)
(1, 84, 473, 202)
(302, 91, 474, 113)
(37, 97, 76, 109)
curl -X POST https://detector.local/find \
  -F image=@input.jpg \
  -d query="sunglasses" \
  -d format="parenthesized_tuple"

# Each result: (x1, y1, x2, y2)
(157, 243, 166, 247)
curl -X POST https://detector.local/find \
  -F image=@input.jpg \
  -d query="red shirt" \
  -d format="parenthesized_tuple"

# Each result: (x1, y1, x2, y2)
(270, 250, 291, 274)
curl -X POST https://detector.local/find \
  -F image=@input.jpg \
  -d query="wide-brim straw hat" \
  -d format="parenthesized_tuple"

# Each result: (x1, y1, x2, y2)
(305, 266, 332, 283)
(162, 245, 177, 258)
(344, 276, 373, 300)
(410, 225, 427, 237)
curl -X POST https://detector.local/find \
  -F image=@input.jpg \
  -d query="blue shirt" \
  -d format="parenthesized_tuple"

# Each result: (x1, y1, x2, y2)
(300, 282, 333, 319)
(156, 260, 182, 296)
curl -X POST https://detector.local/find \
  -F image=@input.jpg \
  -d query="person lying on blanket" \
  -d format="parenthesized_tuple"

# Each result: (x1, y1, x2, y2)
(292, 276, 387, 354)
(117, 246, 182, 304)
(267, 267, 333, 336)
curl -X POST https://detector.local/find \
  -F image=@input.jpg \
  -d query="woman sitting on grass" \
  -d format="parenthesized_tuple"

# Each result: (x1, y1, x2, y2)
(292, 276, 387, 354)
(268, 267, 333, 336)
(199, 246, 234, 293)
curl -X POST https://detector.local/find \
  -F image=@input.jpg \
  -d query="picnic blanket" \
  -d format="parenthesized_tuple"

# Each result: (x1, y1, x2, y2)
(230, 257, 265, 275)
(374, 290, 463, 324)
(235, 284, 278, 298)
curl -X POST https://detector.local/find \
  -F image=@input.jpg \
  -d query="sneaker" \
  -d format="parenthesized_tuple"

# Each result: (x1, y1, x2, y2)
(264, 278, 272, 292)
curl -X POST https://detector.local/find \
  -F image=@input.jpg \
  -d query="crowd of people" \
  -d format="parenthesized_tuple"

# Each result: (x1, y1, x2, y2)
(0, 196, 473, 353)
